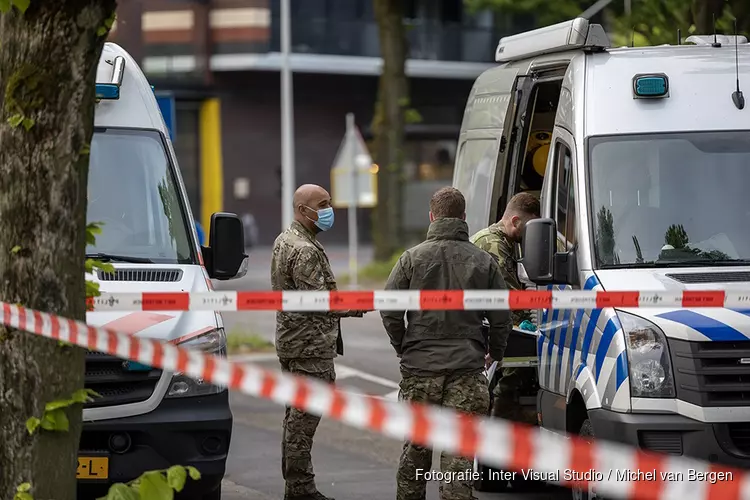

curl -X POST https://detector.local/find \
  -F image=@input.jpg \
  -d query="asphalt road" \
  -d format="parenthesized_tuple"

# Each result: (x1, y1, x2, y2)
(213, 246, 569, 500)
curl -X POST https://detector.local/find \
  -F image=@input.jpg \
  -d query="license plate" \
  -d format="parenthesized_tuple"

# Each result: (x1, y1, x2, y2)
(77, 456, 109, 480)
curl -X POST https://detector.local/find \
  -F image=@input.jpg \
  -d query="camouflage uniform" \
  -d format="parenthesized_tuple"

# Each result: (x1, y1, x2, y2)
(398, 373, 489, 500)
(271, 220, 363, 499)
(381, 218, 512, 500)
(470, 224, 537, 425)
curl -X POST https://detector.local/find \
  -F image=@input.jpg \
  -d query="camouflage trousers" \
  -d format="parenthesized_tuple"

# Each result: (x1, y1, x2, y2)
(397, 371, 489, 500)
(491, 367, 537, 425)
(279, 357, 336, 498)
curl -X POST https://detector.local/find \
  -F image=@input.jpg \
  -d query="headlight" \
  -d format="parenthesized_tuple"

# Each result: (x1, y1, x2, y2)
(619, 311, 675, 398)
(166, 328, 227, 398)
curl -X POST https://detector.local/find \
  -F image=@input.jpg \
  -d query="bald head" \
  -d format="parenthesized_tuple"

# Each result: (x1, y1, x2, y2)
(293, 184, 332, 232)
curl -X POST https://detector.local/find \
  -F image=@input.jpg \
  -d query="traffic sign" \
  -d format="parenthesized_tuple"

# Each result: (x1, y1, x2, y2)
(330, 118, 377, 209)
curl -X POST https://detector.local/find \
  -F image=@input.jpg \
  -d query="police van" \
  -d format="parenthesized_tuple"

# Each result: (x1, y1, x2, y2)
(80, 42, 247, 499)
(455, 18, 750, 498)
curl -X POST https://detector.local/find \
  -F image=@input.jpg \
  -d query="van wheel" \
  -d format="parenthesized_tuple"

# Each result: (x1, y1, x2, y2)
(571, 419, 603, 500)
(202, 488, 221, 500)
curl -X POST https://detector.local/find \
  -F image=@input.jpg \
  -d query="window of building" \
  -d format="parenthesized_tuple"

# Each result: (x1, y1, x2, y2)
(403, 139, 456, 182)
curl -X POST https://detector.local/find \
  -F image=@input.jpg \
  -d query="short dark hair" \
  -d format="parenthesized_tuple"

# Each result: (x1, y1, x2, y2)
(430, 187, 465, 219)
(506, 192, 540, 218)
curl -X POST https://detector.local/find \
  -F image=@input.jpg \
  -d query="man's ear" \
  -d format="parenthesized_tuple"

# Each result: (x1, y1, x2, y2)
(461, 212, 467, 221)
(429, 211, 434, 223)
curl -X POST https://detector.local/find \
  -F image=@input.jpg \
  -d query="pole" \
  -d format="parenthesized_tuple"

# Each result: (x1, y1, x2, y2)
(280, 0, 295, 231)
(346, 113, 359, 289)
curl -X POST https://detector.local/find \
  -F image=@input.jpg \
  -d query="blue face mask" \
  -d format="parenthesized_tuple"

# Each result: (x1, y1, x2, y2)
(306, 206, 334, 231)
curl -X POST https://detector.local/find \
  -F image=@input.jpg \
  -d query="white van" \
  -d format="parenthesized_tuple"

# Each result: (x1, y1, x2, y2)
(79, 43, 247, 499)
(455, 18, 750, 498)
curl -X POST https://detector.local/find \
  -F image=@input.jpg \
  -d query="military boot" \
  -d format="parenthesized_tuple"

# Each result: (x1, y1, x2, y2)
(284, 491, 335, 500)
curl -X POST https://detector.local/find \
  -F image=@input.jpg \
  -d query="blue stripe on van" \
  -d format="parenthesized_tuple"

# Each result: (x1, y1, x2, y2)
(556, 309, 571, 383)
(568, 309, 585, 380)
(580, 308, 602, 366)
(594, 318, 618, 383)
(656, 310, 749, 342)
(615, 351, 628, 391)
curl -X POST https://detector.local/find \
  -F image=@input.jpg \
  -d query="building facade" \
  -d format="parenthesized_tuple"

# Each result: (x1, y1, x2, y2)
(109, 0, 531, 245)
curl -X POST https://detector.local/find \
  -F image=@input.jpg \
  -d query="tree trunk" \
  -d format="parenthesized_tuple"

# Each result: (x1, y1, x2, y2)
(0, 1, 115, 499)
(372, 0, 408, 261)
(692, 0, 726, 35)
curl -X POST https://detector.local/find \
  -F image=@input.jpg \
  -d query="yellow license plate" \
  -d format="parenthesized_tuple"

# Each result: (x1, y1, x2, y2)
(77, 456, 109, 480)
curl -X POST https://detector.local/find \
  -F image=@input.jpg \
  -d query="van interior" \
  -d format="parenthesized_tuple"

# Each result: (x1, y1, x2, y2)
(495, 76, 564, 222)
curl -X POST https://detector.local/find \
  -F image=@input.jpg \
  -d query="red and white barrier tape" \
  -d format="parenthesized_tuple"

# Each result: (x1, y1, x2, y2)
(86, 289, 750, 312)
(4, 300, 750, 500)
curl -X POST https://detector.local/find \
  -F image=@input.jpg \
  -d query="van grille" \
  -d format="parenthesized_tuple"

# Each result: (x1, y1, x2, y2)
(665, 272, 750, 284)
(669, 338, 750, 406)
(97, 268, 182, 282)
(84, 350, 162, 408)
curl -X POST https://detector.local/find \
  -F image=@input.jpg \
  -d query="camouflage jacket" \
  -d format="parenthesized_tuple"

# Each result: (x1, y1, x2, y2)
(381, 218, 513, 377)
(470, 223, 532, 325)
(271, 221, 362, 359)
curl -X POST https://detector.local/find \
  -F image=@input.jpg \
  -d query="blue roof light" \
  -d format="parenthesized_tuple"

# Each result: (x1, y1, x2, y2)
(633, 74, 669, 98)
(96, 83, 120, 100)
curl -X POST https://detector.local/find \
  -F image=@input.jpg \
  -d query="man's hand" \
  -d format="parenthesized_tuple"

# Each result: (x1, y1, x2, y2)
(485, 353, 493, 370)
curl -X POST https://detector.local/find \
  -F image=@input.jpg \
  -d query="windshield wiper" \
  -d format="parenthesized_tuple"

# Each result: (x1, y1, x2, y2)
(601, 259, 750, 269)
(85, 253, 153, 264)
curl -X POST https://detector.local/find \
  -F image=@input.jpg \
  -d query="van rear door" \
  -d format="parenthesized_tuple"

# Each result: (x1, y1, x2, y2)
(453, 64, 522, 236)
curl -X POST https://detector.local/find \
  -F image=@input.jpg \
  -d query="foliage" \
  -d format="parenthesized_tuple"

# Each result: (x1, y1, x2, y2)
(98, 466, 201, 500)
(14, 483, 32, 500)
(665, 223, 690, 249)
(25, 389, 100, 435)
(86, 222, 115, 300)
(0, 0, 30, 15)
(464, 0, 750, 48)
(595, 207, 618, 266)
(226, 330, 275, 354)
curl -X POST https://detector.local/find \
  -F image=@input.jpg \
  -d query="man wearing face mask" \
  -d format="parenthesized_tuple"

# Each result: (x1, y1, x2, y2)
(470, 192, 540, 425)
(271, 184, 367, 500)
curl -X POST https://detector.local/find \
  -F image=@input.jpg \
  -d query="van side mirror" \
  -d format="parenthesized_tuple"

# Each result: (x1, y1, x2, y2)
(202, 212, 248, 280)
(522, 218, 556, 283)
(521, 218, 576, 285)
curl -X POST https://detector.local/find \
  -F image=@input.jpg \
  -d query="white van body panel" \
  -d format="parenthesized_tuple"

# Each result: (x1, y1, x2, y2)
(84, 43, 216, 422)
(537, 43, 750, 420)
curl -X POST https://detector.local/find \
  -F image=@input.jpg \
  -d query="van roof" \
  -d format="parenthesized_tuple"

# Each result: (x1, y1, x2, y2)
(94, 43, 165, 132)
(583, 44, 750, 136)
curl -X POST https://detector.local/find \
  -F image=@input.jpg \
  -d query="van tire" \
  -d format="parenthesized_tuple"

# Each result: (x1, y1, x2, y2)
(571, 419, 604, 500)
(202, 488, 221, 500)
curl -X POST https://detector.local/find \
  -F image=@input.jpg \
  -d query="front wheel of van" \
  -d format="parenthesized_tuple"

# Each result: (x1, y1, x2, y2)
(571, 419, 604, 500)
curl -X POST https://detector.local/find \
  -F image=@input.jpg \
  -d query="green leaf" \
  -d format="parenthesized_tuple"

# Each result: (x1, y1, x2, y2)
(138, 471, 173, 500)
(80, 144, 91, 156)
(102, 483, 139, 500)
(11, 0, 29, 14)
(7, 114, 23, 128)
(86, 280, 101, 299)
(166, 466, 187, 492)
(10, 245, 21, 254)
(21, 117, 34, 131)
(97, 26, 107, 36)
(40, 412, 55, 431)
(48, 408, 69, 432)
(0, 0, 11, 13)
(71, 388, 100, 404)
(17, 483, 31, 493)
(85, 258, 95, 273)
(45, 399, 73, 412)
(186, 466, 201, 481)
(14, 492, 33, 500)
(25, 417, 40, 435)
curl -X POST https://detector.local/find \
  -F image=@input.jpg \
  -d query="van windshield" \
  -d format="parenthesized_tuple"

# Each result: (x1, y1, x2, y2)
(589, 132, 750, 268)
(86, 128, 195, 264)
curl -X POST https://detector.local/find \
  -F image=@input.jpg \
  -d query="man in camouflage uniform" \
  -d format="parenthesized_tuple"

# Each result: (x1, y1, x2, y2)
(381, 187, 513, 500)
(470, 192, 540, 425)
(271, 184, 368, 500)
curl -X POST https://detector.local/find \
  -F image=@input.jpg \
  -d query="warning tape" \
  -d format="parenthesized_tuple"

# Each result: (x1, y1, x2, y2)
(4, 300, 750, 500)
(86, 289, 750, 312)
